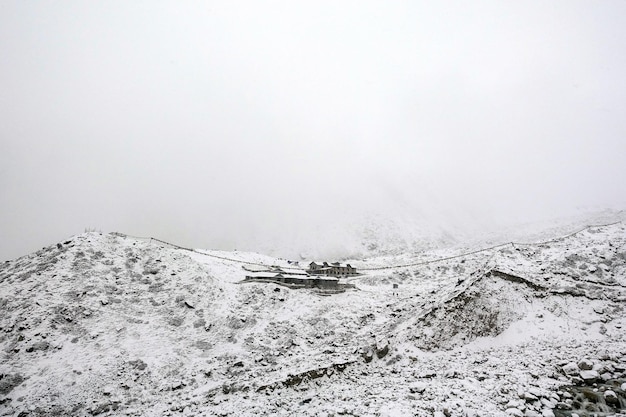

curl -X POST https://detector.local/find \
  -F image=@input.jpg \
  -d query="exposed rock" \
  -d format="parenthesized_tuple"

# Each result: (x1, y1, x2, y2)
(560, 391, 572, 400)
(577, 359, 593, 370)
(194, 340, 212, 351)
(0, 373, 24, 395)
(362, 348, 374, 363)
(506, 408, 524, 417)
(490, 270, 547, 291)
(523, 392, 538, 402)
(505, 400, 522, 409)
(578, 370, 599, 381)
(409, 382, 427, 394)
(444, 369, 459, 378)
(2, 220, 626, 416)
(603, 389, 619, 406)
(375, 340, 390, 359)
(143, 267, 159, 275)
(540, 397, 556, 408)
(90, 402, 112, 415)
(128, 359, 147, 371)
(570, 376, 583, 385)
(25, 341, 49, 352)
(554, 402, 571, 410)
(562, 362, 579, 375)
(168, 316, 184, 327)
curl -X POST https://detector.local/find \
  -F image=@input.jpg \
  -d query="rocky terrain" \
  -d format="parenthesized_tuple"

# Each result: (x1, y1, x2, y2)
(1, 218, 626, 416)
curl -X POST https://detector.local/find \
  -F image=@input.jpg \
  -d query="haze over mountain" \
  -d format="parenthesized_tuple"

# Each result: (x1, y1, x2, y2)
(1, 1, 626, 261)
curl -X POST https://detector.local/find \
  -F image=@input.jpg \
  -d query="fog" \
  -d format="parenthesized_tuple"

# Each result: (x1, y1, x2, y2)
(1, 1, 625, 261)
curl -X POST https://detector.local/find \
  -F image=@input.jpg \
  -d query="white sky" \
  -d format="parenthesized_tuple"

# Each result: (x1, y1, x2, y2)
(1, 1, 625, 260)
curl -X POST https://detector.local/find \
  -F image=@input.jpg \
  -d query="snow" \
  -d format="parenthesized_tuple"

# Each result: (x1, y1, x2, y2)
(0, 215, 625, 416)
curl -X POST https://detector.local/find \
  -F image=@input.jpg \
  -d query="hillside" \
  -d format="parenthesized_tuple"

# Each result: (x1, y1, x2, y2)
(1, 221, 626, 416)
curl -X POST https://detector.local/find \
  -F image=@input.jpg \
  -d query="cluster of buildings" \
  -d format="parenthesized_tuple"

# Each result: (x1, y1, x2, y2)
(242, 261, 358, 292)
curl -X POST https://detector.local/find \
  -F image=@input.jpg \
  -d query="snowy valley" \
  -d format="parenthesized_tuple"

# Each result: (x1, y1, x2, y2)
(1, 216, 626, 417)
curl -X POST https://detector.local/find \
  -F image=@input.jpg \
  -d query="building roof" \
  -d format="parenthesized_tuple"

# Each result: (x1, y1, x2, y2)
(307, 261, 357, 269)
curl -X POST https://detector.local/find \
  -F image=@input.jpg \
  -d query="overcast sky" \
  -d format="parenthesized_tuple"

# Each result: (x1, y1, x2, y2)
(1, 1, 625, 261)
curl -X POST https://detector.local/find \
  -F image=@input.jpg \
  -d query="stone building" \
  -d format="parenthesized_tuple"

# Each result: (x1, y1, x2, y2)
(307, 262, 358, 277)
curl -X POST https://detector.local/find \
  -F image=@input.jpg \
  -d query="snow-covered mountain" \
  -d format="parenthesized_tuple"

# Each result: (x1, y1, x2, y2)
(235, 207, 626, 262)
(1, 217, 626, 416)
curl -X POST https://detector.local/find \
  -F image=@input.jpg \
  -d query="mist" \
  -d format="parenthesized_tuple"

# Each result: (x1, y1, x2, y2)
(1, 1, 626, 261)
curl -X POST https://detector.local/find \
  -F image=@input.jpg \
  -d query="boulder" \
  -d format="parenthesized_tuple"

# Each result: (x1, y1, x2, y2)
(25, 341, 49, 352)
(444, 369, 459, 378)
(409, 382, 427, 394)
(554, 402, 571, 410)
(524, 392, 538, 402)
(600, 372, 612, 381)
(505, 400, 521, 409)
(570, 376, 583, 385)
(603, 390, 619, 406)
(0, 373, 24, 395)
(577, 359, 593, 370)
(562, 362, 579, 375)
(362, 348, 374, 363)
(579, 370, 599, 382)
(375, 340, 390, 359)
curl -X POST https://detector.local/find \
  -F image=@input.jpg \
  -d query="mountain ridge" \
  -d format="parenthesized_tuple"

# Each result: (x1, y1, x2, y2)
(1, 218, 626, 416)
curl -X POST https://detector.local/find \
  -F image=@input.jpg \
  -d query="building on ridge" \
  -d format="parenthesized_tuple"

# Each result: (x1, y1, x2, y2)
(307, 261, 358, 277)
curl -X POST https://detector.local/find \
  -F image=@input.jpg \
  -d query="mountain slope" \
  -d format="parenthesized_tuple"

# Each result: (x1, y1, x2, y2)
(1, 222, 626, 416)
